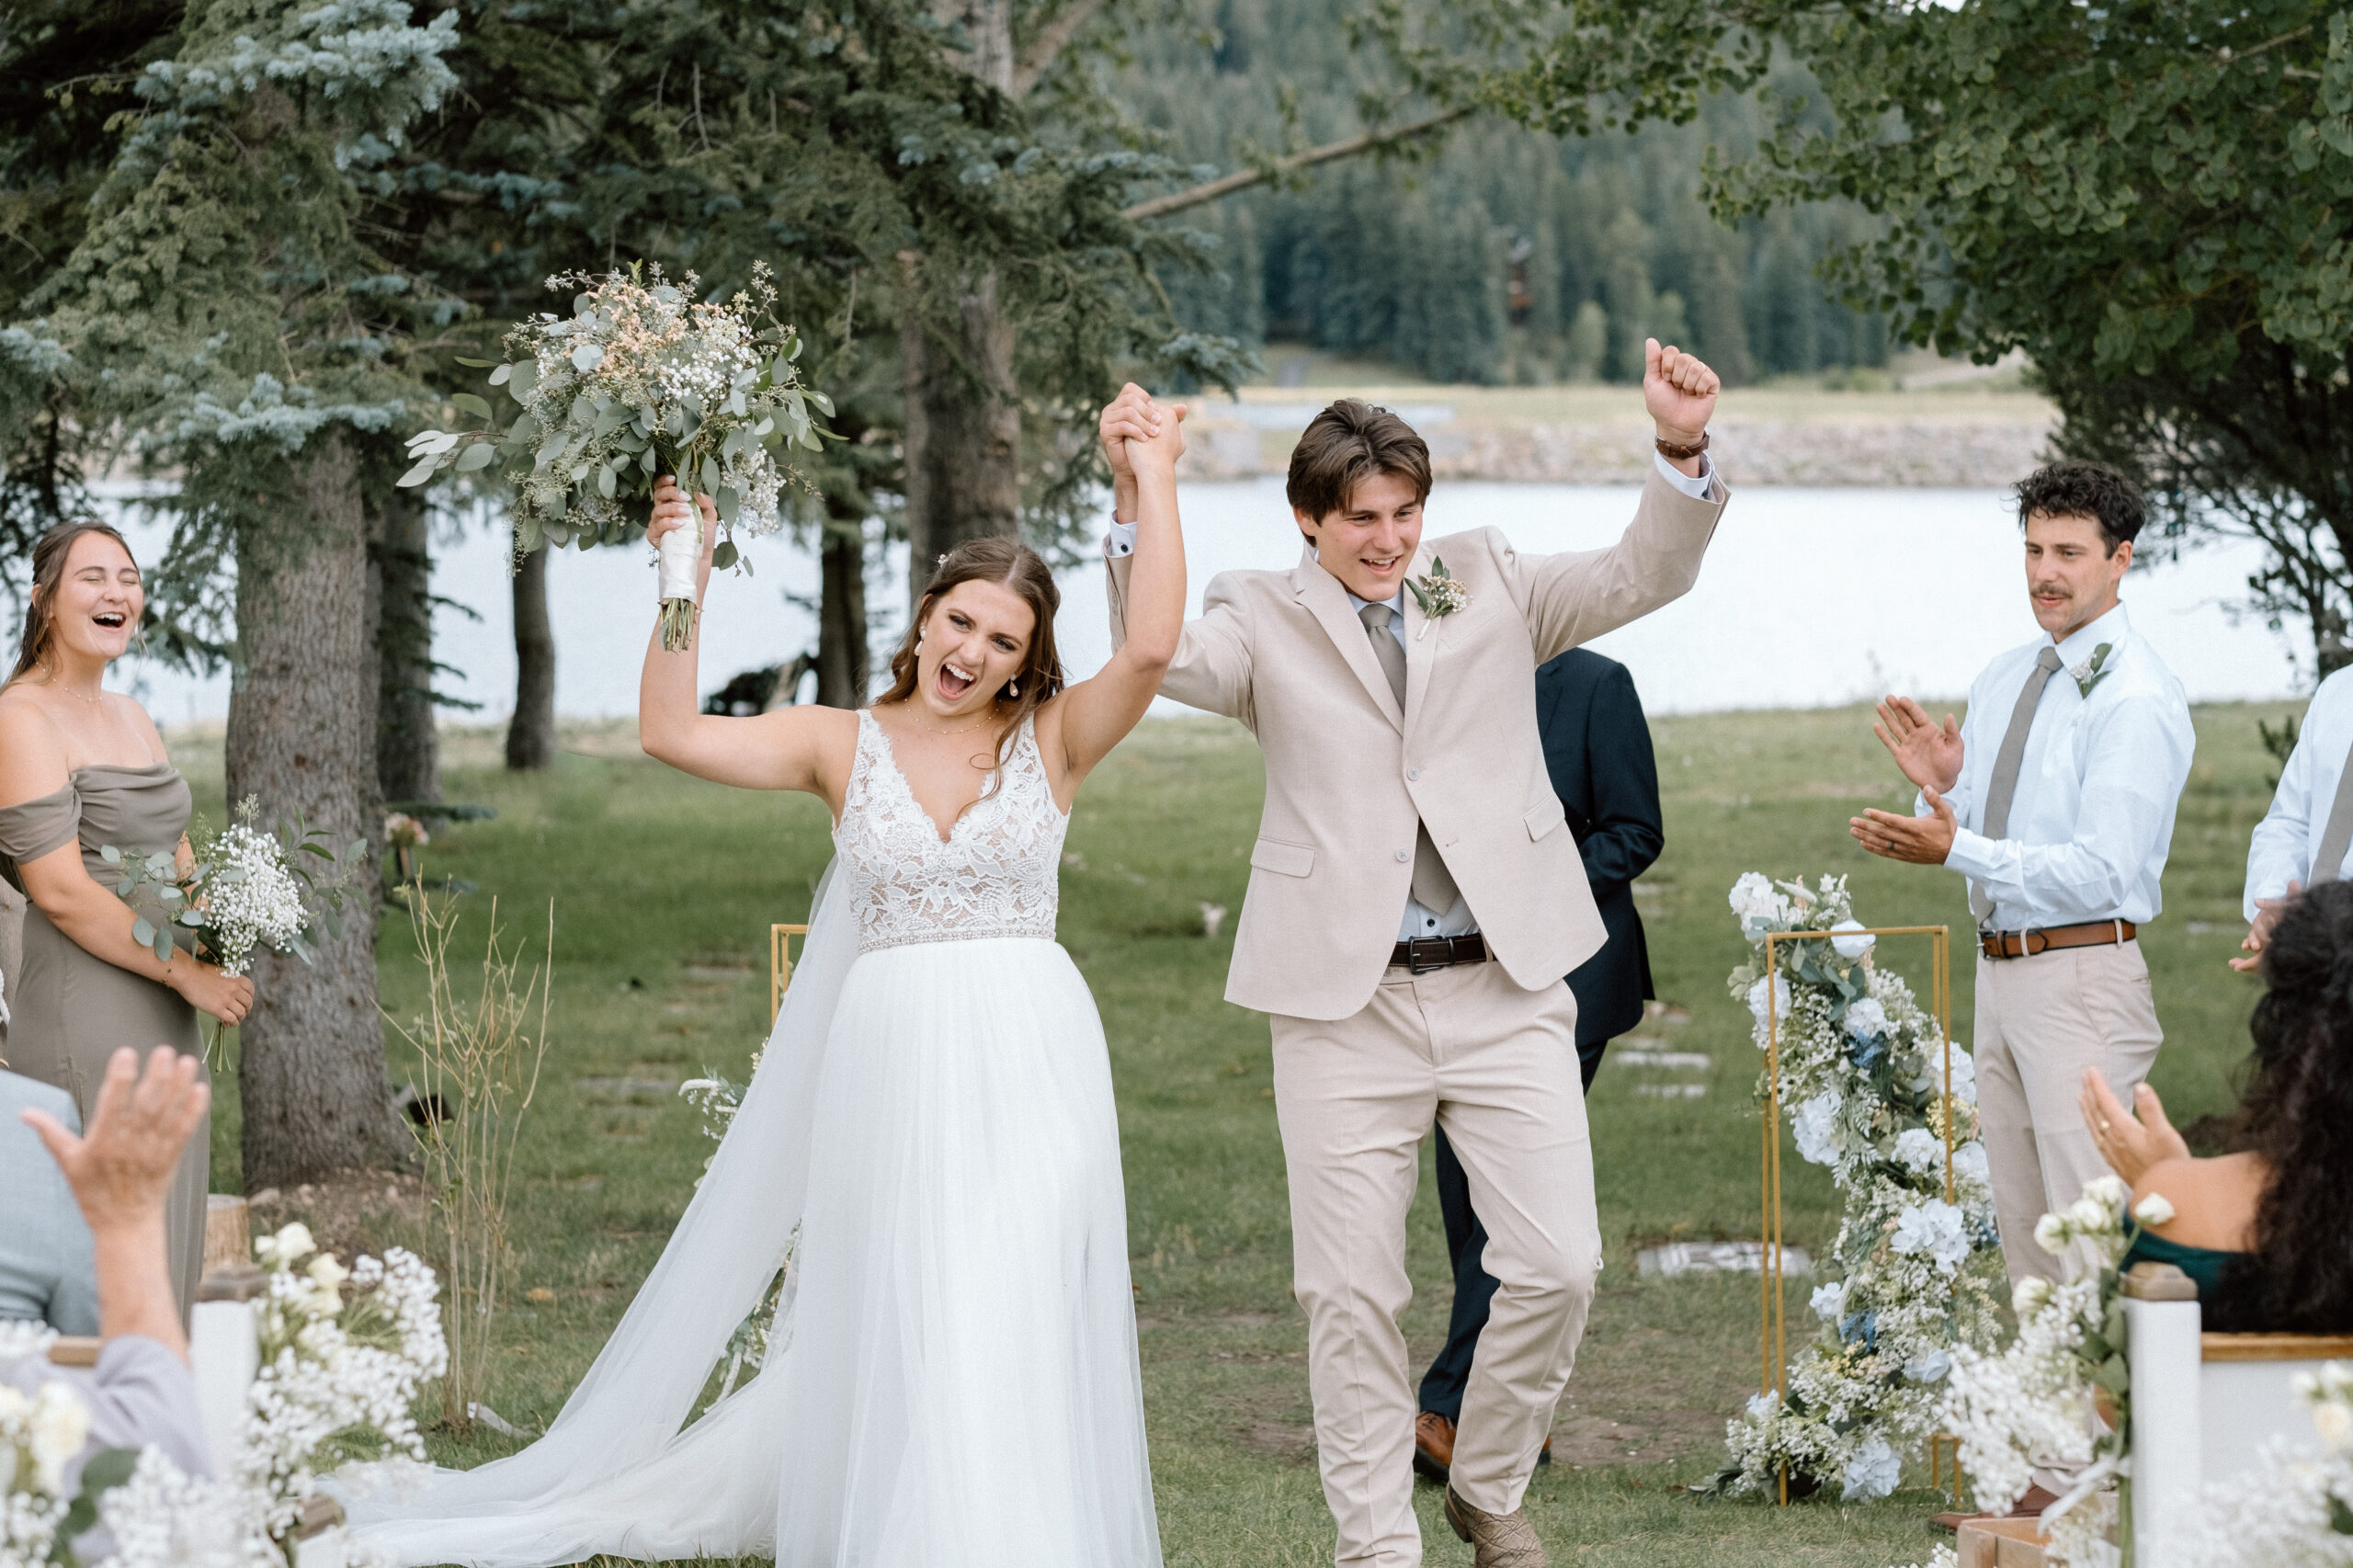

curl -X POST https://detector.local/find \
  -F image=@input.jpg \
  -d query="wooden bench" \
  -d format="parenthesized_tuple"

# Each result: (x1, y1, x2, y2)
(2124, 1263, 2353, 1568)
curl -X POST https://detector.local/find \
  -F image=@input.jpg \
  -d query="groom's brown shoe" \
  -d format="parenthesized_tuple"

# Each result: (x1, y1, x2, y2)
(1442, 1486, 1548, 1568)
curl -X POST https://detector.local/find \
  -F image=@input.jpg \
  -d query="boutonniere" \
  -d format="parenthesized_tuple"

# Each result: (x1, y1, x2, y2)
(2070, 642, 2115, 698)
(1405, 557, 1470, 641)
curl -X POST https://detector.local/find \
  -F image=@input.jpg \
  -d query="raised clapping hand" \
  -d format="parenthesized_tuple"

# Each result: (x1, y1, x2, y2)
(1643, 338, 1720, 468)
(2079, 1069, 2188, 1187)
(1849, 790, 1959, 864)
(2233, 882, 2297, 972)
(22, 1046, 210, 1232)
(1873, 695, 1964, 794)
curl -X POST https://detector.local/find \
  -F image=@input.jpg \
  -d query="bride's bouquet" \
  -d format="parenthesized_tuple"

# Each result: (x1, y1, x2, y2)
(104, 798, 366, 976)
(397, 262, 828, 649)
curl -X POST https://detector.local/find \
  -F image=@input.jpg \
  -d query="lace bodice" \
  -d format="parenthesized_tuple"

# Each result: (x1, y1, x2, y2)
(835, 710, 1067, 952)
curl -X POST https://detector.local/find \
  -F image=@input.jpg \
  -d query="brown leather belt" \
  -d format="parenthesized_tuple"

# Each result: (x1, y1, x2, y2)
(1980, 920, 2137, 960)
(1390, 933, 1491, 972)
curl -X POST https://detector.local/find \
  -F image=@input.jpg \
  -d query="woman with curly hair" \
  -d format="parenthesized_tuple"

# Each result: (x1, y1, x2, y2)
(2080, 876, 2353, 1331)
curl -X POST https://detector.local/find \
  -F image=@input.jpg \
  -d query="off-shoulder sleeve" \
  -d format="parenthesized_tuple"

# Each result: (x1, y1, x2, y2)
(0, 783, 80, 893)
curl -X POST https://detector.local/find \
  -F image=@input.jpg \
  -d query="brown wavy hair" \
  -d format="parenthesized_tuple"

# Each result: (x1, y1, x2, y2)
(2206, 878, 2353, 1332)
(876, 537, 1065, 790)
(6, 520, 141, 689)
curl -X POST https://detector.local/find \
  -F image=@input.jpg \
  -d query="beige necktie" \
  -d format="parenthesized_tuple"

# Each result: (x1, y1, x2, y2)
(1971, 645, 2065, 925)
(2308, 733, 2353, 886)
(1360, 603, 1461, 916)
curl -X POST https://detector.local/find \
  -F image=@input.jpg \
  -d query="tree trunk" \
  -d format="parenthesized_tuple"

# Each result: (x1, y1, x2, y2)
(815, 513, 870, 708)
(506, 542, 556, 769)
(228, 431, 404, 1187)
(899, 263, 1021, 608)
(373, 484, 439, 803)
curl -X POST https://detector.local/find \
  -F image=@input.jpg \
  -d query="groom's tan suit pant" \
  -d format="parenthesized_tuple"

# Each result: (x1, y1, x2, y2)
(1273, 961, 1598, 1568)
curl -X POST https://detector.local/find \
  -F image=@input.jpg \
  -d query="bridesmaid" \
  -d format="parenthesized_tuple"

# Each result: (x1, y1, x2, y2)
(0, 521, 252, 1319)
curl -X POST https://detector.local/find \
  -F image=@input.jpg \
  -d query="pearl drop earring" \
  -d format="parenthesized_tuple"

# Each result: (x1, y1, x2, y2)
(1007, 678, 1019, 699)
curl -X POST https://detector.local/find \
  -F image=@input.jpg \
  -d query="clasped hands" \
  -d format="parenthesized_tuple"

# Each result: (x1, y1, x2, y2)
(1850, 695, 1962, 865)
(1097, 384, 1188, 500)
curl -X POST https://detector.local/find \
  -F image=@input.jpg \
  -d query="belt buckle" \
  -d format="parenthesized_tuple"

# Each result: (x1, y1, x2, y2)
(1408, 937, 1448, 974)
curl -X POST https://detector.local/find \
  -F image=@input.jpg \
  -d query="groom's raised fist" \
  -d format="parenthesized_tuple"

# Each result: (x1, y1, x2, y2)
(1643, 339, 1720, 466)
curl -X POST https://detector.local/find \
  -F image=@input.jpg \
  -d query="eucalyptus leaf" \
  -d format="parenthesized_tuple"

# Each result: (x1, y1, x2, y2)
(456, 356, 497, 369)
(154, 928, 174, 962)
(397, 456, 441, 488)
(487, 362, 513, 385)
(712, 539, 740, 571)
(715, 486, 740, 525)
(456, 442, 498, 472)
(452, 392, 495, 420)
(132, 915, 155, 946)
(101, 844, 122, 863)
(572, 343, 605, 373)
(598, 463, 618, 499)
(510, 359, 539, 399)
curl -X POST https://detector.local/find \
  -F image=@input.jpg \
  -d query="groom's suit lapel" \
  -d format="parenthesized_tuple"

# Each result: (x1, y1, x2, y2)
(1402, 542, 1438, 736)
(1290, 557, 1404, 733)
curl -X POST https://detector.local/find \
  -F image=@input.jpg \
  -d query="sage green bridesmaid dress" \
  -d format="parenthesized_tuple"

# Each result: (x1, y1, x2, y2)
(0, 764, 208, 1320)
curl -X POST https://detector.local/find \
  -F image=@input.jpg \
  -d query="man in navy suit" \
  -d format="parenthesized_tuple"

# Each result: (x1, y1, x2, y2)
(1413, 646, 1664, 1481)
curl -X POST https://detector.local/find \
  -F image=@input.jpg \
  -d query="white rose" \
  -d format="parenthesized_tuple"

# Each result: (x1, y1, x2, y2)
(2312, 1398, 2353, 1453)
(28, 1381, 91, 1494)
(1829, 919, 1876, 960)
(307, 1254, 352, 1289)
(2131, 1193, 2177, 1228)
(2034, 1212, 2069, 1254)
(272, 1222, 316, 1264)
(2013, 1276, 2053, 1318)
(2081, 1175, 2130, 1216)
(2065, 1195, 2110, 1233)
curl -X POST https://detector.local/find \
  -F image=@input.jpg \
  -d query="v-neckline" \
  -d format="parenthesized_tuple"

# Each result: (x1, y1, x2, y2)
(864, 712, 995, 846)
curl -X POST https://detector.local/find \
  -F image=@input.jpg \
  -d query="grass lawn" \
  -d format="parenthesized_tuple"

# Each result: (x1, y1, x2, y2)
(181, 695, 2291, 1567)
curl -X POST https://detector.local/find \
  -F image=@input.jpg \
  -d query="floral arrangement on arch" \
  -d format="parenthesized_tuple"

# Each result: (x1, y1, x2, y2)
(1711, 872, 2006, 1501)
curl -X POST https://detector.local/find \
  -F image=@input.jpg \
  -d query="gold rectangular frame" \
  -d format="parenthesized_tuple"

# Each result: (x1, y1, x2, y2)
(1759, 924, 1952, 1506)
(770, 923, 810, 1020)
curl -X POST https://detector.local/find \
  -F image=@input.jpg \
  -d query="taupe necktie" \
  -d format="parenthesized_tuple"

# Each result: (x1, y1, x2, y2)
(2308, 735, 2353, 887)
(1360, 603, 1461, 915)
(1970, 645, 2065, 925)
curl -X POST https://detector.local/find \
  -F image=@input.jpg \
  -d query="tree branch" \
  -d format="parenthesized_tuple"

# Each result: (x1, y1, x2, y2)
(1009, 0, 1111, 100)
(1120, 106, 1472, 222)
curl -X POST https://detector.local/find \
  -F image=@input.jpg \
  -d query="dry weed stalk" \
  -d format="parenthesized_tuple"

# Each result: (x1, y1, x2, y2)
(388, 890, 552, 1429)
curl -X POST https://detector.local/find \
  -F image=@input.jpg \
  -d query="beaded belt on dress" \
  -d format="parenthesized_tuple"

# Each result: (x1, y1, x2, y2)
(857, 923, 1058, 955)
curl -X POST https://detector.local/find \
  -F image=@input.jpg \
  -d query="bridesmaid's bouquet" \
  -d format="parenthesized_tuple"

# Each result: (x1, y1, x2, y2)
(397, 262, 828, 649)
(104, 799, 366, 976)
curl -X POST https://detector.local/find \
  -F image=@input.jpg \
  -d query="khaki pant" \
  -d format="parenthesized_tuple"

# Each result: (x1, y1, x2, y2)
(1973, 941, 2163, 1290)
(1271, 960, 1599, 1568)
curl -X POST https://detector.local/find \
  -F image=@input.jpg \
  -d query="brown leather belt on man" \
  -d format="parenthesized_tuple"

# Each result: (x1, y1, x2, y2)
(1390, 934, 1492, 971)
(1978, 919, 2138, 960)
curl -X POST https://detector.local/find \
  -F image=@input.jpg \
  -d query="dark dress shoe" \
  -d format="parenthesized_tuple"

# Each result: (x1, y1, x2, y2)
(1414, 1412, 1456, 1483)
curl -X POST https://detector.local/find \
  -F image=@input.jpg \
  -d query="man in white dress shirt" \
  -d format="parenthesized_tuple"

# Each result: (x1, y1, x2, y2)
(2236, 665, 2353, 970)
(1850, 460, 2195, 1289)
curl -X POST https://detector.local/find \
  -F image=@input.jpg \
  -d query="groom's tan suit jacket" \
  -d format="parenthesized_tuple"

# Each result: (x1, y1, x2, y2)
(1109, 467, 1728, 1021)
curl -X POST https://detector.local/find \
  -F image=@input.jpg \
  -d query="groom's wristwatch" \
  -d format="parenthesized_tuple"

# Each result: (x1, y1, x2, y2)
(1654, 430, 1710, 461)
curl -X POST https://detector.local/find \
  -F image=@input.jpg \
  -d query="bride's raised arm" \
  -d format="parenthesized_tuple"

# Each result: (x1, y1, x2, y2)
(638, 477, 857, 801)
(1048, 390, 1187, 785)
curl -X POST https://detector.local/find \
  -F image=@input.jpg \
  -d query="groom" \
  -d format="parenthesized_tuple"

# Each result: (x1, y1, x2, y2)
(1101, 344, 1728, 1568)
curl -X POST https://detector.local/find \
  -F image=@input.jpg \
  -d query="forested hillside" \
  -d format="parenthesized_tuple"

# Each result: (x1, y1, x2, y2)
(1111, 0, 1890, 386)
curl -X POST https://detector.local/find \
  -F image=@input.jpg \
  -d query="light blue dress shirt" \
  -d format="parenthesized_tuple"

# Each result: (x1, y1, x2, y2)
(0, 1068, 100, 1335)
(1926, 603, 2195, 931)
(2244, 665, 2353, 920)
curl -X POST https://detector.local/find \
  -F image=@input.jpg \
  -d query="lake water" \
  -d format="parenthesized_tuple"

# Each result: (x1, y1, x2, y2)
(91, 481, 2305, 726)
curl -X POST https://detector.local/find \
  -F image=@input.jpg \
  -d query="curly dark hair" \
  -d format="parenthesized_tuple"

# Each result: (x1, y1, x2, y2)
(2206, 879, 2353, 1332)
(2013, 460, 2145, 555)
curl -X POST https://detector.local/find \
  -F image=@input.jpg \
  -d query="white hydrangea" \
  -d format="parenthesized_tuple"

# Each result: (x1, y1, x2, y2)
(1844, 996, 1891, 1040)
(1891, 1200, 1971, 1272)
(1810, 1280, 1847, 1324)
(1746, 972, 1793, 1032)
(1791, 1091, 1845, 1167)
(1953, 1140, 1991, 1193)
(1729, 871, 1789, 936)
(1904, 1346, 1953, 1384)
(1892, 1126, 1944, 1175)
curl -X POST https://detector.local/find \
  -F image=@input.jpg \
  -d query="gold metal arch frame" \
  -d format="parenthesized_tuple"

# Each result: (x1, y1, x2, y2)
(770, 923, 810, 1019)
(1758, 924, 1952, 1506)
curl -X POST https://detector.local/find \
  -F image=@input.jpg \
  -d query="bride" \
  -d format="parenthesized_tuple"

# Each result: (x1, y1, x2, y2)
(347, 395, 1189, 1568)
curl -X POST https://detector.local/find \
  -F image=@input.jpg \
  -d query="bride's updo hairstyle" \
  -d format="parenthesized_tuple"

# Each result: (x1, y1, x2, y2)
(879, 536, 1067, 790)
(2209, 878, 2353, 1332)
(6, 519, 141, 689)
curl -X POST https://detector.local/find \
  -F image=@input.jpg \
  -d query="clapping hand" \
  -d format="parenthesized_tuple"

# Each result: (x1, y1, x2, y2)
(2232, 882, 2297, 972)
(22, 1046, 210, 1233)
(1850, 789, 1959, 864)
(2079, 1069, 2188, 1187)
(1643, 338, 1720, 456)
(1874, 695, 1964, 794)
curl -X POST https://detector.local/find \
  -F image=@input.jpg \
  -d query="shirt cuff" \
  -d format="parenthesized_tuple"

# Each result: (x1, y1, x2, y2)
(1942, 826, 2000, 881)
(1654, 449, 1715, 499)
(1105, 520, 1137, 559)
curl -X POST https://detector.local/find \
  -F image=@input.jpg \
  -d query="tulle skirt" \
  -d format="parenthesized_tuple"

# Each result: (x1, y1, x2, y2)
(348, 936, 1159, 1568)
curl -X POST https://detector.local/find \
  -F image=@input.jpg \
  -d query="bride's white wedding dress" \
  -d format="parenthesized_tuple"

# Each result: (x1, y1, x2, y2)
(346, 711, 1162, 1568)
